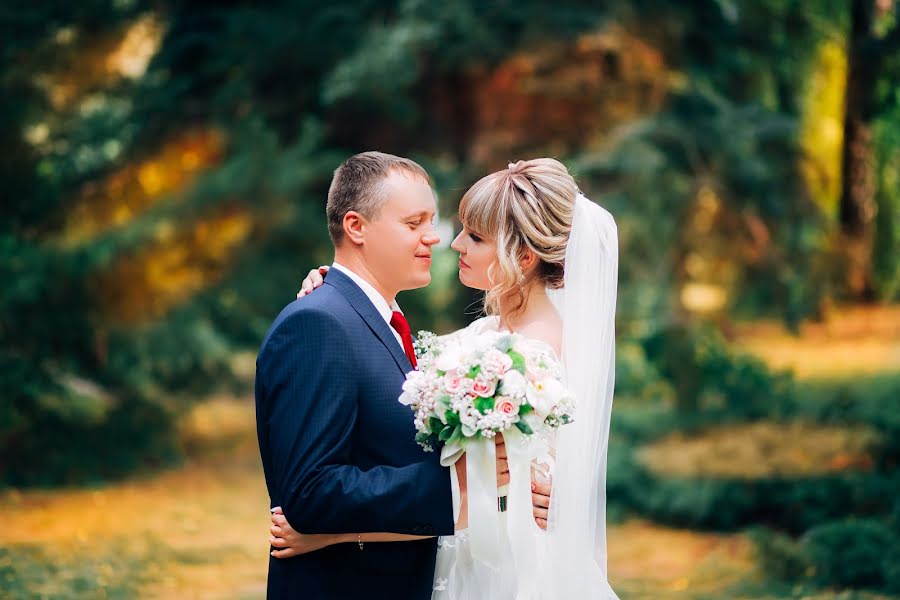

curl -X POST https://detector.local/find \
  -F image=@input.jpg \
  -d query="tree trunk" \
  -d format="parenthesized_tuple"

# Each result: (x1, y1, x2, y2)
(839, 0, 880, 300)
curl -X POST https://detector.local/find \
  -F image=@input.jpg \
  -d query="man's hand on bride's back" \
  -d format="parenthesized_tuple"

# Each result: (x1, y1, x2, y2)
(296, 265, 330, 298)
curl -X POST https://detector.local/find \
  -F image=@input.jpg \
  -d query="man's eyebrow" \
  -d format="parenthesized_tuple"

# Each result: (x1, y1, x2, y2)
(401, 210, 433, 219)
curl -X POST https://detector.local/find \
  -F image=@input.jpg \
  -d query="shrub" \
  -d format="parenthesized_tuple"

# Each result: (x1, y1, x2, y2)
(804, 518, 893, 589)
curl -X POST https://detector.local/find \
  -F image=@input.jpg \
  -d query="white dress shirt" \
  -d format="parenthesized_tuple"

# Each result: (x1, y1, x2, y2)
(331, 262, 404, 349)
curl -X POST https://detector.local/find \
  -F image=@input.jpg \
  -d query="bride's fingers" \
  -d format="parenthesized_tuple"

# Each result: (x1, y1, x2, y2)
(271, 547, 299, 558)
(532, 492, 550, 509)
(297, 268, 328, 298)
(270, 536, 287, 548)
(535, 517, 547, 530)
(270, 525, 283, 536)
(272, 514, 289, 527)
(532, 507, 549, 521)
(531, 481, 551, 497)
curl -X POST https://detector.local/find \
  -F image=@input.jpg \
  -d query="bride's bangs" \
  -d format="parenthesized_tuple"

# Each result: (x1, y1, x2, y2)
(458, 175, 504, 239)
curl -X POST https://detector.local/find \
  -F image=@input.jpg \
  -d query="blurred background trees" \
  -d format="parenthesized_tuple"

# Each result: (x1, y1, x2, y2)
(3, 0, 897, 479)
(2, 1, 899, 593)
(2, 1, 900, 597)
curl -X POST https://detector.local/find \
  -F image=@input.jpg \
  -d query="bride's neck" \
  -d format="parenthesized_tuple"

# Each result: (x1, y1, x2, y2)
(498, 283, 554, 332)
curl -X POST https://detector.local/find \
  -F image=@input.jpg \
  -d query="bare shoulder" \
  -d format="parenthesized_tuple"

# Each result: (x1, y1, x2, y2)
(516, 313, 563, 358)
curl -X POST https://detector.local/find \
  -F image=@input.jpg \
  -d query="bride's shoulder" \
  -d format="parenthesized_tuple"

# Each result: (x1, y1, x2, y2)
(437, 315, 499, 342)
(465, 315, 501, 334)
(515, 318, 562, 360)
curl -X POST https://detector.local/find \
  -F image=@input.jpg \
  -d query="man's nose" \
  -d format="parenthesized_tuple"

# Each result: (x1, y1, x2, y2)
(422, 227, 440, 246)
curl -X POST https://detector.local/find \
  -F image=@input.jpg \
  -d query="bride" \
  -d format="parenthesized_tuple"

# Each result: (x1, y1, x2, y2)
(272, 158, 618, 599)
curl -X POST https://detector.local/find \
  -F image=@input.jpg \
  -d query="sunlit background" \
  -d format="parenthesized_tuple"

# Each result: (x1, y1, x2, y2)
(2, 1, 899, 598)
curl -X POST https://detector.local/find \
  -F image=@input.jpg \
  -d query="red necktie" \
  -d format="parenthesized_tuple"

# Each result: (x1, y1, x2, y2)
(389, 311, 418, 369)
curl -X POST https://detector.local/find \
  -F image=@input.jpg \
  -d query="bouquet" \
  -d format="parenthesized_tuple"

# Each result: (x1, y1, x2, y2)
(399, 329, 574, 453)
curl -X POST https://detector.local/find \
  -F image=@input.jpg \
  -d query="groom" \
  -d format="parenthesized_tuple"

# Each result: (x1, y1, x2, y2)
(256, 152, 474, 599)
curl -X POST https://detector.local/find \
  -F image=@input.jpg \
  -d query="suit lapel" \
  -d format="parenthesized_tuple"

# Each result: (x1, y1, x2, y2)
(323, 268, 414, 374)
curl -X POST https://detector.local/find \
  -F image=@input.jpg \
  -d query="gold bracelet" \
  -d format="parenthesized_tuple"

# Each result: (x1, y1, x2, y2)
(357, 534, 364, 551)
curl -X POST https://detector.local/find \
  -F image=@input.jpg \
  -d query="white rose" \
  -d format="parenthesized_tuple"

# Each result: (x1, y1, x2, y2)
(435, 344, 464, 372)
(526, 377, 567, 419)
(499, 370, 527, 399)
(399, 390, 415, 406)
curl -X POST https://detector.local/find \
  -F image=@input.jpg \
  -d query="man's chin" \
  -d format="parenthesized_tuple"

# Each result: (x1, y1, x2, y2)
(402, 273, 432, 290)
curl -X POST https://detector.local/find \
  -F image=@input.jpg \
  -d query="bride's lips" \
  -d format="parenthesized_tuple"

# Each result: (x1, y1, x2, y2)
(458, 258, 469, 269)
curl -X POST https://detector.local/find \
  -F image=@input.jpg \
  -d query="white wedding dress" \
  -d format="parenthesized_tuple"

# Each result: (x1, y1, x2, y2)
(431, 195, 620, 600)
(432, 316, 558, 599)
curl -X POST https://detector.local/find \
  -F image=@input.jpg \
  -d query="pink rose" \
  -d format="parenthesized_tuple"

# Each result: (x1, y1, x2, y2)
(472, 378, 498, 398)
(495, 397, 519, 415)
(444, 370, 464, 394)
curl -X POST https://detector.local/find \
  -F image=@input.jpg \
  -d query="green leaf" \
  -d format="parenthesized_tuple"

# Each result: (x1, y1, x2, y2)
(446, 410, 460, 427)
(508, 350, 526, 374)
(474, 396, 495, 413)
(495, 336, 514, 353)
(519, 403, 534, 415)
(467, 365, 481, 379)
(446, 424, 462, 445)
(514, 420, 534, 435)
(416, 431, 432, 445)
(435, 394, 451, 415)
(428, 416, 444, 433)
(438, 425, 455, 441)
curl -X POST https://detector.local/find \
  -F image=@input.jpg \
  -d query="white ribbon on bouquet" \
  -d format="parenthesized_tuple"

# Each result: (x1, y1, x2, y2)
(441, 429, 542, 596)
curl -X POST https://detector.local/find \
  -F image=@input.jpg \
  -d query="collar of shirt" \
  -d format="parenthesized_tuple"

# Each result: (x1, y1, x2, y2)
(331, 262, 402, 328)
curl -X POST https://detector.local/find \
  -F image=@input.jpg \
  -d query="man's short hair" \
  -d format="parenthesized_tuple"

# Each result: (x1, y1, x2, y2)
(326, 151, 430, 245)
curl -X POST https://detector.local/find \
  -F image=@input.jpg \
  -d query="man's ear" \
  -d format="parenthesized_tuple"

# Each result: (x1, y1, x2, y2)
(343, 211, 366, 245)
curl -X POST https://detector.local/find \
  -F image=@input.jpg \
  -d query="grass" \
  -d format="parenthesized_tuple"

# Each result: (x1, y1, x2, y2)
(1, 395, 764, 599)
(730, 305, 900, 380)
(638, 421, 880, 479)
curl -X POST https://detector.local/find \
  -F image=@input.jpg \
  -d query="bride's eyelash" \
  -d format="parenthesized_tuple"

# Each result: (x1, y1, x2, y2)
(469, 232, 482, 243)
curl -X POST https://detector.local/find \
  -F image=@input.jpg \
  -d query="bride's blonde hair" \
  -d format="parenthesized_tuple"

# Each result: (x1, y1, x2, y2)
(459, 158, 577, 316)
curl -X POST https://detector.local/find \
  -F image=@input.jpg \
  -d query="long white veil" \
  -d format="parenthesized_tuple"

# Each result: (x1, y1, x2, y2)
(545, 193, 619, 599)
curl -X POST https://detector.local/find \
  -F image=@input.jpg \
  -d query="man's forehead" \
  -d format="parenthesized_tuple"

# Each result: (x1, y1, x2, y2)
(385, 171, 436, 204)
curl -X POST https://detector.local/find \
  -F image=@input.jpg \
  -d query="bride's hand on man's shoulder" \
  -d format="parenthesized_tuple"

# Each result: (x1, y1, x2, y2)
(296, 265, 329, 299)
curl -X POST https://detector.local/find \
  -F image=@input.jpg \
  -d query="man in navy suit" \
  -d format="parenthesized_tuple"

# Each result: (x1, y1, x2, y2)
(256, 152, 490, 599)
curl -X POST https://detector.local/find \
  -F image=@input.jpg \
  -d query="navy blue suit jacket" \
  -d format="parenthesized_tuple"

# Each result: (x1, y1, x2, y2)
(256, 268, 454, 599)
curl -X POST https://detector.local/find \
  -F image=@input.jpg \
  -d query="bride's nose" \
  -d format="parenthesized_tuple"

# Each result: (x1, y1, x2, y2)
(450, 231, 465, 252)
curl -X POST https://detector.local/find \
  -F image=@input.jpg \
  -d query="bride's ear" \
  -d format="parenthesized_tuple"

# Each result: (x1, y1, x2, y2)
(519, 248, 537, 274)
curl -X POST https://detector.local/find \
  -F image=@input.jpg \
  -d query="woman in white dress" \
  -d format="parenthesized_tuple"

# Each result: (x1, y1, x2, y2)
(271, 158, 619, 599)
